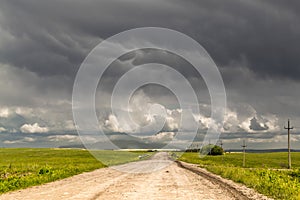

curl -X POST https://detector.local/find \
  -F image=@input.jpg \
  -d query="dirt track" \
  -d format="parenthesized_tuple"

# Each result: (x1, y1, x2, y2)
(0, 152, 272, 200)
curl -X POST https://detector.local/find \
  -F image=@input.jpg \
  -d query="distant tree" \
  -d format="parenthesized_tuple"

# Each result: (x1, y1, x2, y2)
(210, 145, 224, 155)
(200, 145, 224, 155)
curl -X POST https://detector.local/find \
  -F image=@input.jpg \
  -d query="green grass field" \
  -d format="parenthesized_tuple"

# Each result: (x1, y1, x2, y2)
(179, 152, 300, 169)
(178, 152, 300, 200)
(0, 148, 150, 194)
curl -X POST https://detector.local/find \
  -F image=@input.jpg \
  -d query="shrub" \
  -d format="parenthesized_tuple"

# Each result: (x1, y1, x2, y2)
(200, 145, 224, 155)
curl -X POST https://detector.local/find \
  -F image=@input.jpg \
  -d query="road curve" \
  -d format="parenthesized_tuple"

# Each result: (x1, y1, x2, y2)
(0, 152, 271, 200)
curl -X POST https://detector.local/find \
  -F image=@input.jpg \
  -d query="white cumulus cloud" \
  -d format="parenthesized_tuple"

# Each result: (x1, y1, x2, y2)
(104, 114, 122, 132)
(0, 108, 11, 118)
(47, 135, 79, 142)
(3, 137, 36, 144)
(0, 127, 6, 132)
(20, 123, 49, 133)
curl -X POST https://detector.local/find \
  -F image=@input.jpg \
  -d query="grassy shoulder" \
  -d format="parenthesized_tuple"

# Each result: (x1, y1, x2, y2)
(178, 152, 300, 200)
(0, 148, 151, 194)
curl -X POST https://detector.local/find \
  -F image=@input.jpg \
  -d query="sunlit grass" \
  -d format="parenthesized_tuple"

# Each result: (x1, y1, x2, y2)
(0, 148, 150, 194)
(178, 152, 300, 200)
(179, 152, 300, 169)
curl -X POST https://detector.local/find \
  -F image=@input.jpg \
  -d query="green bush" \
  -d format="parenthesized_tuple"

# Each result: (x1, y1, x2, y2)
(38, 167, 51, 175)
(200, 145, 224, 155)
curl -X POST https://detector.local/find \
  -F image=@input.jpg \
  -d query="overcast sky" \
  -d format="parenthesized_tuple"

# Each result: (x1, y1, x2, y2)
(0, 0, 300, 149)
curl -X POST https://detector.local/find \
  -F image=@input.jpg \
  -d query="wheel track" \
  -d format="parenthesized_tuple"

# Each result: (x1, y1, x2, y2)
(176, 161, 253, 200)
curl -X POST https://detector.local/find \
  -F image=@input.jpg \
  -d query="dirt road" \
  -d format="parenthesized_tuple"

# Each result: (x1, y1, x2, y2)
(0, 152, 271, 200)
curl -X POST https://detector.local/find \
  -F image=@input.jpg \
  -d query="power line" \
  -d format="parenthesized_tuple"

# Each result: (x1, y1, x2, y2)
(209, 139, 212, 155)
(219, 140, 223, 149)
(285, 119, 294, 169)
(219, 140, 224, 163)
(241, 140, 247, 167)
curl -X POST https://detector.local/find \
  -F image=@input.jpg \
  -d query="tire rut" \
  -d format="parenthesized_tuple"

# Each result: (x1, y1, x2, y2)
(175, 161, 270, 200)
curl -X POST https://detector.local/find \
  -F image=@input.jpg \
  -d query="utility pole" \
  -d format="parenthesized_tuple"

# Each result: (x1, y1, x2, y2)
(209, 139, 212, 155)
(220, 140, 224, 162)
(241, 140, 247, 167)
(220, 140, 224, 150)
(285, 119, 294, 169)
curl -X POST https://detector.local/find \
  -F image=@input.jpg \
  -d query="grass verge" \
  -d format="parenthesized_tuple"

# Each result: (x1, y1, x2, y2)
(0, 148, 149, 194)
(178, 152, 300, 200)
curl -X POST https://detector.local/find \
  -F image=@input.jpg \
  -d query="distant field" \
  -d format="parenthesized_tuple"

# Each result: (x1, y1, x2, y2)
(179, 152, 300, 169)
(0, 148, 150, 194)
(178, 152, 300, 200)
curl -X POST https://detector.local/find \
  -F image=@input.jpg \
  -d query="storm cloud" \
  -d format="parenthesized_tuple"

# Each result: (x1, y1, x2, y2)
(0, 0, 299, 79)
(0, 0, 299, 149)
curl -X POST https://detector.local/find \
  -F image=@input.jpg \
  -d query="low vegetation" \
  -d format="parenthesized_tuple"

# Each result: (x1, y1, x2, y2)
(200, 145, 224, 155)
(0, 148, 149, 194)
(178, 152, 300, 200)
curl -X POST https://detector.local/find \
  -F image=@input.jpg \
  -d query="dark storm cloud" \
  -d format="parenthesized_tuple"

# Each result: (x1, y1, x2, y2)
(0, 0, 300, 148)
(0, 0, 99, 77)
(97, 49, 210, 109)
(249, 117, 268, 131)
(0, 0, 299, 80)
